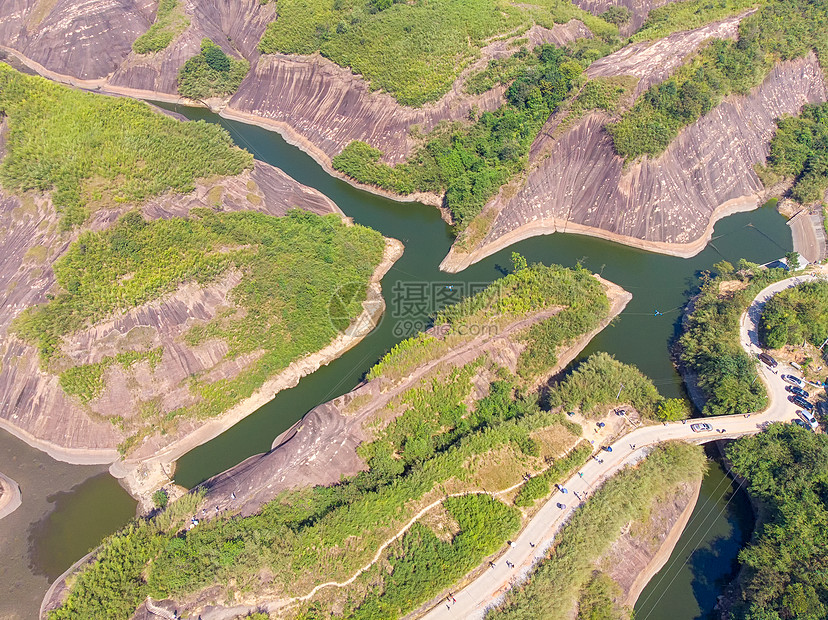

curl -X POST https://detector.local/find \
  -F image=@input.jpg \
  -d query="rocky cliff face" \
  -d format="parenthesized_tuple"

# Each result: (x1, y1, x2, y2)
(0, 0, 154, 80)
(443, 52, 827, 271)
(0, 161, 343, 458)
(586, 12, 746, 97)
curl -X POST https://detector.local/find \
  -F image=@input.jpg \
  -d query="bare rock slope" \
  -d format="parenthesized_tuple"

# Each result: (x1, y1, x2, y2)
(443, 53, 827, 272)
(0, 160, 353, 463)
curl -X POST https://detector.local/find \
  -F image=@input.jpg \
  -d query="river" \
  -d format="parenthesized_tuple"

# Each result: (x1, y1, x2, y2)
(0, 103, 791, 619)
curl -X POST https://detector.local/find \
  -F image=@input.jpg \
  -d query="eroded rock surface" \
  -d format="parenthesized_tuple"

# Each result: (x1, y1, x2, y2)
(0, 161, 343, 459)
(446, 54, 826, 271)
(587, 12, 748, 96)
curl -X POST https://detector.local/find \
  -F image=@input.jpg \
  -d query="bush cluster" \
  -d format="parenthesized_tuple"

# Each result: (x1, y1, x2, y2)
(0, 64, 252, 228)
(758, 103, 828, 204)
(132, 0, 189, 54)
(726, 424, 828, 620)
(678, 260, 788, 416)
(610, 0, 828, 159)
(177, 39, 249, 100)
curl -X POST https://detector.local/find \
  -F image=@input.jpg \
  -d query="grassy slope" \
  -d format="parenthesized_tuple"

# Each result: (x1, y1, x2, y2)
(488, 442, 707, 619)
(13, 209, 385, 450)
(48, 265, 656, 620)
(0, 64, 252, 229)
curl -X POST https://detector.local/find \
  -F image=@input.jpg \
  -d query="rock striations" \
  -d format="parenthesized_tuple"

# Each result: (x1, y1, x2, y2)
(442, 52, 827, 272)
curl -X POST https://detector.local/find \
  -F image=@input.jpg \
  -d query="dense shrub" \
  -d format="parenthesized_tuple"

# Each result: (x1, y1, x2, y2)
(177, 39, 249, 100)
(726, 425, 828, 620)
(547, 352, 663, 418)
(678, 262, 788, 416)
(758, 103, 828, 204)
(760, 280, 828, 349)
(0, 64, 252, 228)
(132, 0, 189, 54)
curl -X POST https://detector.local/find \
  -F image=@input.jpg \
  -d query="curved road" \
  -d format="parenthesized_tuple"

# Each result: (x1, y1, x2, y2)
(423, 272, 826, 620)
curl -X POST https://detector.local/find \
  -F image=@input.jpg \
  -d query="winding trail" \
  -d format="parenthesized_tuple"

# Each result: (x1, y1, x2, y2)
(420, 270, 827, 620)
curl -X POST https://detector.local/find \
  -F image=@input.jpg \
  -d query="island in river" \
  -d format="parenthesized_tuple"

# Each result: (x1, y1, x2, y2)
(0, 65, 400, 508)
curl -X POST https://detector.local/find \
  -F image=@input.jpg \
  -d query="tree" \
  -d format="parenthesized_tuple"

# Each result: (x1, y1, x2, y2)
(657, 398, 692, 421)
(152, 489, 169, 510)
(511, 252, 528, 272)
(202, 40, 230, 72)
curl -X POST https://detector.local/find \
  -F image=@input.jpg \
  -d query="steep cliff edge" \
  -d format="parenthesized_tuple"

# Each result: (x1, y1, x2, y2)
(442, 54, 827, 272)
(0, 159, 396, 465)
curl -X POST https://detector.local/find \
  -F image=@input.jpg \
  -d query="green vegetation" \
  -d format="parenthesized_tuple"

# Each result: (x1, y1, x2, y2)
(489, 442, 707, 619)
(513, 441, 592, 506)
(177, 39, 249, 100)
(49, 492, 204, 620)
(760, 280, 828, 350)
(600, 6, 632, 26)
(332, 44, 587, 228)
(576, 573, 628, 620)
(657, 397, 693, 421)
(757, 103, 828, 204)
(349, 495, 521, 618)
(15, 209, 384, 433)
(630, 0, 759, 43)
(131, 0, 189, 54)
(610, 0, 828, 159)
(0, 64, 252, 229)
(258, 0, 617, 107)
(678, 260, 788, 416)
(547, 352, 662, 418)
(726, 424, 828, 620)
(49, 309, 604, 620)
(152, 489, 169, 510)
(59, 348, 163, 403)
(366, 261, 609, 383)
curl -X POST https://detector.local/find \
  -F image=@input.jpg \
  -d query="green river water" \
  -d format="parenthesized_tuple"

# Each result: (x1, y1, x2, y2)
(0, 104, 791, 619)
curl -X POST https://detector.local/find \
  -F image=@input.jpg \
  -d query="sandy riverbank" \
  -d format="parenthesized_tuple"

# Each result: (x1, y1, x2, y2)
(111, 236, 403, 505)
(0, 470, 22, 520)
(625, 476, 703, 607)
(440, 195, 761, 273)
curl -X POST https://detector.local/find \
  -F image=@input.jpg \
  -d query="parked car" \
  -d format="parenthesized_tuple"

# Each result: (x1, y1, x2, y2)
(759, 352, 778, 368)
(791, 395, 814, 411)
(796, 409, 819, 431)
(690, 423, 712, 432)
(782, 374, 804, 387)
(786, 385, 810, 398)
(792, 418, 811, 430)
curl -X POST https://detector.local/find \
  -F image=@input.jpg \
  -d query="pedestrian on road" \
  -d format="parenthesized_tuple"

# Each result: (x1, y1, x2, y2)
(489, 561, 496, 569)
(578, 472, 584, 478)
(630, 444, 636, 449)
(529, 541, 535, 547)
(598, 459, 604, 464)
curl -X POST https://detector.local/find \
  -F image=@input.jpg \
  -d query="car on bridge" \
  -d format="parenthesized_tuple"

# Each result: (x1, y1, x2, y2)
(690, 422, 712, 432)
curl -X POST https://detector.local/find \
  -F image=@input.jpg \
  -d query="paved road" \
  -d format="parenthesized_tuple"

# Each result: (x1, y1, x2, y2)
(423, 273, 825, 620)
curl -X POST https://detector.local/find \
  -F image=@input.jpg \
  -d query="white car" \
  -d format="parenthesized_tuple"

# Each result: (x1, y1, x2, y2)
(797, 409, 819, 431)
(782, 374, 804, 388)
(690, 423, 712, 432)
